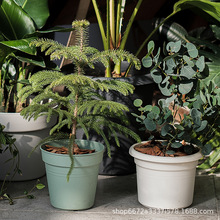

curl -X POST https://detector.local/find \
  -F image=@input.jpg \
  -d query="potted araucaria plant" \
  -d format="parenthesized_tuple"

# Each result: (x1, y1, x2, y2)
(129, 40, 219, 209)
(18, 20, 141, 210)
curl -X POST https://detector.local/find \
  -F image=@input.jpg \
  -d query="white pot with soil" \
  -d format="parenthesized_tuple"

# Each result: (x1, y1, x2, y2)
(129, 141, 202, 209)
(0, 113, 56, 181)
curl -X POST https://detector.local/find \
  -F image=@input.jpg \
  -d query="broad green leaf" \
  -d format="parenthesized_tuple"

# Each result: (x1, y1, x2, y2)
(0, 38, 37, 55)
(0, 0, 35, 40)
(212, 25, 220, 40)
(173, 0, 220, 23)
(14, 0, 49, 29)
(15, 54, 46, 68)
(198, 147, 220, 169)
(158, 20, 189, 43)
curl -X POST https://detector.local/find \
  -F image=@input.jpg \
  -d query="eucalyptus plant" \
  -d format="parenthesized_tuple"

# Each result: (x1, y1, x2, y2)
(133, 40, 219, 156)
(18, 20, 141, 175)
(92, 0, 220, 77)
(155, 20, 220, 169)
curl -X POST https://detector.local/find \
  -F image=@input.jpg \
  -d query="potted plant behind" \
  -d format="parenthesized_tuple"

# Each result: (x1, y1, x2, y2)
(0, 0, 59, 181)
(0, 0, 75, 181)
(18, 20, 141, 210)
(86, 0, 220, 175)
(129, 40, 219, 209)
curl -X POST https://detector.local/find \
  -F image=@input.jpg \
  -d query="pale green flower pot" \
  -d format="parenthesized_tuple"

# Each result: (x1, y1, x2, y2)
(41, 139, 104, 210)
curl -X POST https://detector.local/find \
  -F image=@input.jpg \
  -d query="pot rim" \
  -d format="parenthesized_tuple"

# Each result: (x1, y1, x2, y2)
(40, 139, 105, 158)
(129, 141, 202, 164)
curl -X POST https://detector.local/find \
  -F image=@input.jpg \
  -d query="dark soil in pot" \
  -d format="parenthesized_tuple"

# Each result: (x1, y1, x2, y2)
(44, 144, 95, 154)
(134, 140, 199, 157)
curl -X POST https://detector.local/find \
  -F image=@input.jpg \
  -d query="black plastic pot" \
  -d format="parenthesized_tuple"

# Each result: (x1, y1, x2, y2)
(77, 72, 155, 175)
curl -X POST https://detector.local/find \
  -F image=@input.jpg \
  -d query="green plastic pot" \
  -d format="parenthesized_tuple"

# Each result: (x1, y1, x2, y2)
(40, 139, 105, 210)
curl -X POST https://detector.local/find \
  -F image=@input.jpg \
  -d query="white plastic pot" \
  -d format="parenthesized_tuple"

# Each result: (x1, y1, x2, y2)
(0, 113, 56, 181)
(129, 141, 202, 209)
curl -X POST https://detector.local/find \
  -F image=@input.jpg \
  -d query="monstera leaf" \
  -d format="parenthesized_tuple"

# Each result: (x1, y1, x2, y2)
(0, 0, 49, 40)
(14, 0, 49, 29)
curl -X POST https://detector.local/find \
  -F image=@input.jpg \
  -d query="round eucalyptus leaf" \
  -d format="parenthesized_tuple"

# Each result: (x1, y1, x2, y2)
(184, 144, 194, 155)
(186, 42, 198, 58)
(180, 65, 196, 79)
(196, 56, 205, 72)
(174, 124, 184, 131)
(164, 111, 173, 122)
(143, 118, 156, 131)
(166, 40, 181, 53)
(165, 57, 176, 74)
(147, 111, 157, 120)
(147, 40, 155, 52)
(195, 120, 208, 132)
(134, 99, 143, 107)
(161, 124, 174, 136)
(152, 105, 160, 115)
(150, 70, 162, 83)
(201, 144, 212, 155)
(143, 105, 153, 112)
(183, 55, 194, 67)
(159, 81, 172, 96)
(153, 47, 161, 63)
(178, 80, 193, 94)
(166, 150, 176, 155)
(190, 108, 202, 127)
(200, 90, 207, 104)
(142, 56, 152, 68)
(171, 142, 182, 148)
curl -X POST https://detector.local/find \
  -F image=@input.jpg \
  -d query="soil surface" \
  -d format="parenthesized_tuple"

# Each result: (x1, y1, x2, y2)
(45, 143, 95, 155)
(134, 140, 189, 157)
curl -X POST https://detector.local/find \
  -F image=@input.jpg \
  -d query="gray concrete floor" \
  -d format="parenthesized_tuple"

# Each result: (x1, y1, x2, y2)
(0, 172, 219, 220)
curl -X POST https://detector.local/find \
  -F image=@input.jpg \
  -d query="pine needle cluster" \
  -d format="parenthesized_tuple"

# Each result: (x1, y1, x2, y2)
(18, 20, 141, 157)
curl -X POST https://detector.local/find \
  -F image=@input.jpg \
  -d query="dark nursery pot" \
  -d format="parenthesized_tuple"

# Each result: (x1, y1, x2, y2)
(77, 73, 155, 175)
